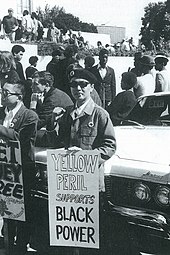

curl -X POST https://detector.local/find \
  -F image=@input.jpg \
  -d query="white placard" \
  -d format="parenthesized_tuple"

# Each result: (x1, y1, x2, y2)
(47, 149, 99, 249)
(0, 138, 25, 221)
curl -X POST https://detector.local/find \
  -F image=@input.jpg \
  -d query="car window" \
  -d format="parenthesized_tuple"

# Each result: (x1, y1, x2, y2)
(126, 94, 170, 125)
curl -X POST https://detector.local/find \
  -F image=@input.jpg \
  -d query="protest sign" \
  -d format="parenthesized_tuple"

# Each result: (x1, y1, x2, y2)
(47, 149, 99, 249)
(0, 138, 25, 221)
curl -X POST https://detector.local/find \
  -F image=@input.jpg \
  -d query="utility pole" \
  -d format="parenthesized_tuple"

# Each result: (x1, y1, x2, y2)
(28, 0, 33, 13)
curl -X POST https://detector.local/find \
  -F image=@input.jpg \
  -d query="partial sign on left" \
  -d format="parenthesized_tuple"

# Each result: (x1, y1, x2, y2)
(0, 138, 25, 221)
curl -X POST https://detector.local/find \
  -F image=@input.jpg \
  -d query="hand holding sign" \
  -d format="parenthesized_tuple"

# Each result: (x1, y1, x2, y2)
(68, 146, 82, 151)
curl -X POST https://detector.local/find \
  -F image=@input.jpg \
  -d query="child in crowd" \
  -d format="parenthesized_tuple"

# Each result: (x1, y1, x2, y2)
(25, 55, 38, 79)
(108, 72, 137, 125)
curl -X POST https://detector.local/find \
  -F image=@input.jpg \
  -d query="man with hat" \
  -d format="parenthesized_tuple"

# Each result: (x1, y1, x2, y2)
(154, 52, 170, 92)
(41, 68, 116, 254)
(134, 55, 155, 98)
(128, 51, 143, 77)
(2, 8, 19, 42)
(47, 68, 116, 158)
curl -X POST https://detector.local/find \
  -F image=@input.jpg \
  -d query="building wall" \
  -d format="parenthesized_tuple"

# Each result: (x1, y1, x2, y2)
(97, 26, 126, 44)
(0, 0, 33, 19)
(75, 31, 111, 47)
(17, 0, 33, 14)
(0, 0, 17, 18)
(42, 28, 111, 48)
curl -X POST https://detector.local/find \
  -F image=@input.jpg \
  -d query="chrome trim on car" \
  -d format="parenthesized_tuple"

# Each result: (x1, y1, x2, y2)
(107, 201, 170, 234)
(31, 189, 48, 200)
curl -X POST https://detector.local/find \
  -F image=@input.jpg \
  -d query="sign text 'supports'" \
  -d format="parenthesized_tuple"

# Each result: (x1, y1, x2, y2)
(47, 150, 100, 249)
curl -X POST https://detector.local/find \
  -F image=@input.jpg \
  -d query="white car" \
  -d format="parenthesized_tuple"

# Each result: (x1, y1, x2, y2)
(33, 92, 170, 255)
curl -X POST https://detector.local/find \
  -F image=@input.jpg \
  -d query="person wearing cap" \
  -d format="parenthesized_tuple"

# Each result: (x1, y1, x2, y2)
(89, 48, 116, 110)
(128, 51, 143, 77)
(42, 67, 116, 254)
(134, 55, 155, 98)
(46, 68, 116, 184)
(2, 8, 19, 42)
(154, 53, 170, 92)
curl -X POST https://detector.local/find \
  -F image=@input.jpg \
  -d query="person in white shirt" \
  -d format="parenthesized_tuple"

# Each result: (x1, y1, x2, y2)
(154, 53, 170, 92)
(134, 55, 155, 98)
(21, 10, 34, 42)
(31, 12, 44, 41)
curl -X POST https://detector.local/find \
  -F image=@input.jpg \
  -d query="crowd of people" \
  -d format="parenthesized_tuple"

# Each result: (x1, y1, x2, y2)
(96, 38, 138, 57)
(0, 8, 142, 58)
(1, 8, 44, 43)
(0, 35, 170, 254)
(0, 8, 87, 47)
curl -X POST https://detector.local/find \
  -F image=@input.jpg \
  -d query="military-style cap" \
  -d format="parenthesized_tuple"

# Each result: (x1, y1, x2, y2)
(140, 55, 155, 66)
(155, 53, 169, 62)
(69, 68, 97, 84)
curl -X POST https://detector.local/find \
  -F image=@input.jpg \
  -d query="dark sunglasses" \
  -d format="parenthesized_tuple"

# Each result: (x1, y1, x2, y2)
(70, 81, 89, 88)
(2, 90, 21, 98)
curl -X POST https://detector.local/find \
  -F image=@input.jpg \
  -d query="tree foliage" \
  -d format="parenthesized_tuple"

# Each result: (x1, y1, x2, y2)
(140, 1, 170, 50)
(36, 5, 97, 34)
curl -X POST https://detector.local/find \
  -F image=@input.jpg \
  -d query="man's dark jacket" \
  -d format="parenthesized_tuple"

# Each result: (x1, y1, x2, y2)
(0, 104, 38, 189)
(90, 65, 116, 109)
(15, 61, 25, 81)
(35, 87, 73, 130)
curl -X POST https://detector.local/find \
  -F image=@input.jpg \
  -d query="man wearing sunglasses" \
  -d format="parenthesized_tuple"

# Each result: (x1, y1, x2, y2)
(47, 68, 116, 165)
(43, 68, 116, 254)
(0, 79, 38, 255)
